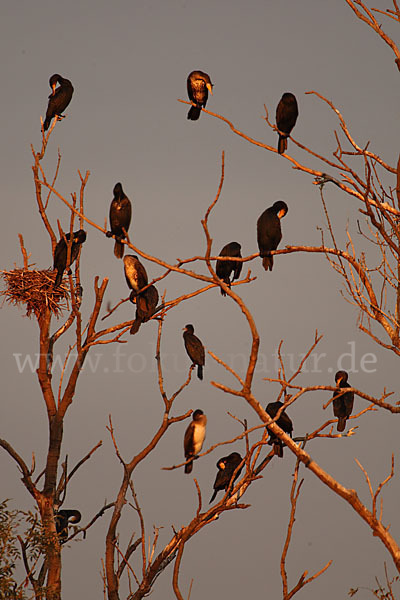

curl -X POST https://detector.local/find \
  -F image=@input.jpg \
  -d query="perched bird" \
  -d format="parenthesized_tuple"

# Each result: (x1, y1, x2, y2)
(257, 200, 288, 271)
(276, 92, 298, 154)
(183, 409, 207, 474)
(108, 183, 132, 259)
(183, 324, 205, 380)
(332, 370, 354, 432)
(55, 509, 81, 543)
(53, 229, 87, 288)
(123, 255, 148, 298)
(43, 74, 74, 131)
(187, 70, 213, 120)
(210, 452, 243, 503)
(130, 285, 159, 335)
(265, 400, 293, 458)
(215, 242, 243, 296)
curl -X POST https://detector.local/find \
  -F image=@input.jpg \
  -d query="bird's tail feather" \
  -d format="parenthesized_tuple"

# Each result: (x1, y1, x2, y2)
(114, 240, 124, 259)
(185, 460, 193, 474)
(188, 106, 201, 120)
(337, 417, 346, 432)
(197, 365, 203, 380)
(273, 442, 283, 458)
(262, 255, 273, 271)
(209, 490, 217, 503)
(43, 117, 51, 131)
(220, 277, 231, 296)
(278, 135, 287, 154)
(54, 269, 63, 288)
(130, 319, 142, 335)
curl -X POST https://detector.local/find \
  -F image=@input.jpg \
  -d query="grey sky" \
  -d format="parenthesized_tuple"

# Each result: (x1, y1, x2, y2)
(1, 0, 400, 598)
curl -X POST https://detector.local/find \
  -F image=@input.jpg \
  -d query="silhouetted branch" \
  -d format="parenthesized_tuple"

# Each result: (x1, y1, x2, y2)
(0, 439, 37, 498)
(69, 502, 115, 542)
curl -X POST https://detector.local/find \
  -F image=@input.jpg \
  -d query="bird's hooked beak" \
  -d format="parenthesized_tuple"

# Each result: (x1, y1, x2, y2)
(51, 83, 57, 96)
(70, 514, 81, 523)
(278, 209, 286, 219)
(206, 82, 213, 95)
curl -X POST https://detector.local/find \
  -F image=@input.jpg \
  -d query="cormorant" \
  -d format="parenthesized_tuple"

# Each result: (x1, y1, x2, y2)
(187, 71, 213, 121)
(183, 324, 205, 380)
(332, 370, 354, 432)
(53, 229, 87, 288)
(257, 200, 288, 271)
(265, 400, 293, 458)
(276, 92, 298, 154)
(215, 242, 243, 296)
(55, 509, 81, 543)
(183, 409, 207, 474)
(108, 183, 132, 259)
(130, 284, 159, 335)
(210, 452, 243, 503)
(43, 74, 74, 131)
(123, 255, 148, 298)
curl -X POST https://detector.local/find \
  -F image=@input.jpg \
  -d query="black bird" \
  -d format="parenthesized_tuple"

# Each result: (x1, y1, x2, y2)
(53, 229, 87, 288)
(108, 183, 132, 259)
(265, 400, 293, 458)
(123, 255, 148, 299)
(43, 74, 74, 131)
(130, 285, 159, 335)
(210, 452, 243, 503)
(257, 200, 288, 271)
(276, 92, 298, 155)
(55, 509, 81, 543)
(183, 409, 207, 474)
(332, 370, 354, 432)
(187, 70, 213, 120)
(183, 324, 205, 380)
(215, 242, 243, 296)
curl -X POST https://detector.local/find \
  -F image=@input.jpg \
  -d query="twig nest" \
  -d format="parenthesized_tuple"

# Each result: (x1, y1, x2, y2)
(1, 268, 70, 318)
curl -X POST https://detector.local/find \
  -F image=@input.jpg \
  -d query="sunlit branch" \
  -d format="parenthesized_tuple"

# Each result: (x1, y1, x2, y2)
(345, 0, 400, 68)
(280, 452, 331, 600)
(354, 454, 395, 521)
(68, 502, 115, 542)
(178, 99, 400, 217)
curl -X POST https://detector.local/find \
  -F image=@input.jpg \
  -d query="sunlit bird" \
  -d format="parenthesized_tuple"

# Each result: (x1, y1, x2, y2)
(215, 242, 243, 296)
(130, 285, 159, 335)
(43, 74, 74, 131)
(183, 409, 207, 474)
(265, 400, 293, 458)
(108, 183, 132, 259)
(332, 370, 354, 432)
(123, 255, 148, 299)
(276, 92, 298, 154)
(183, 324, 205, 380)
(53, 229, 86, 288)
(257, 201, 288, 271)
(55, 509, 81, 543)
(210, 452, 243, 503)
(187, 70, 213, 121)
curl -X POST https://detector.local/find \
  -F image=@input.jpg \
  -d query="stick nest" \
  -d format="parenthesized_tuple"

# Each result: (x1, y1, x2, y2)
(1, 268, 70, 318)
